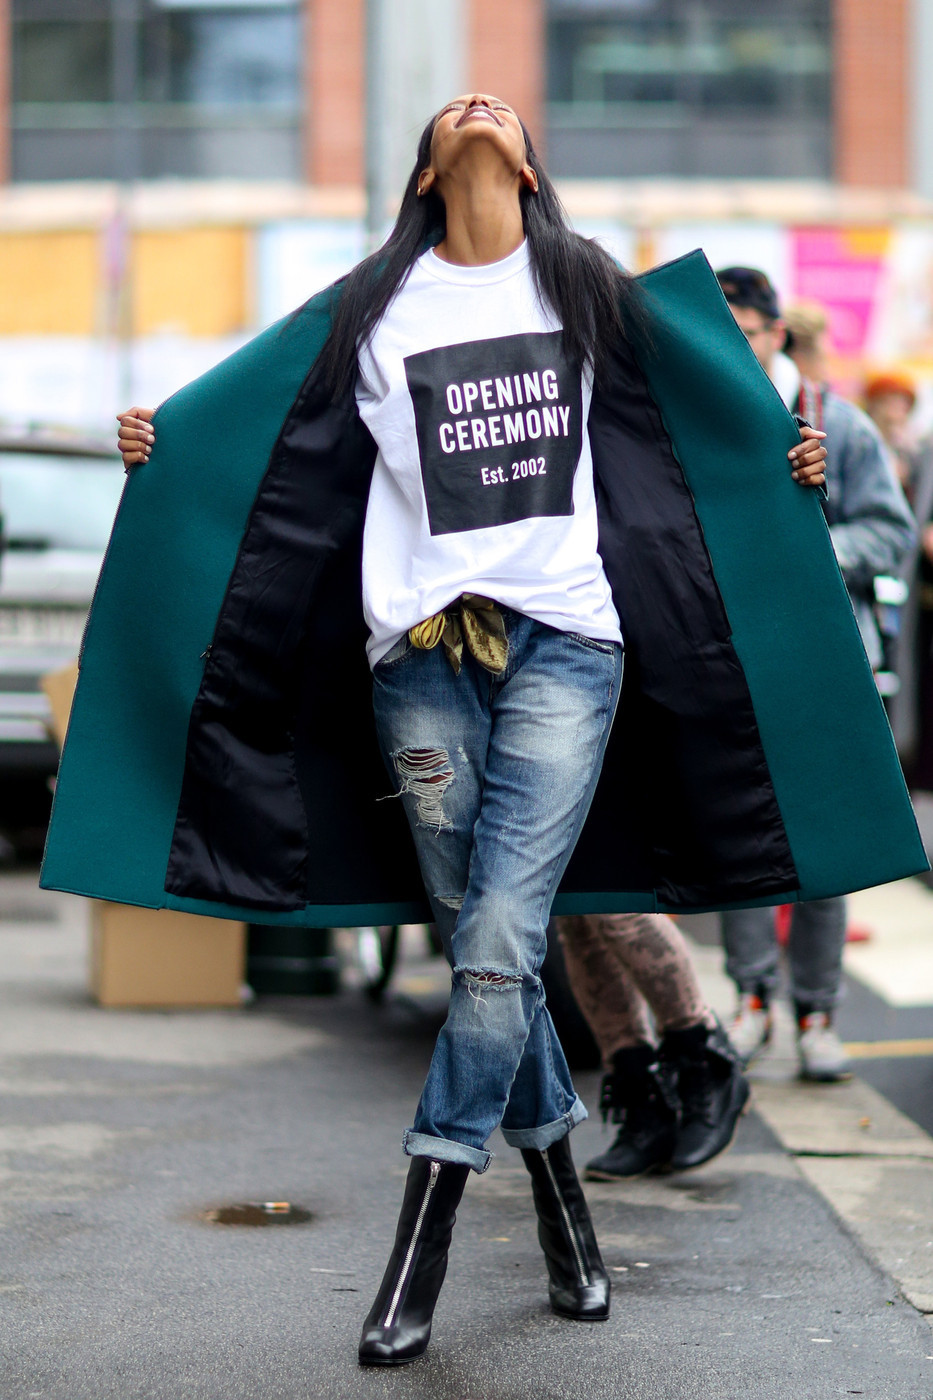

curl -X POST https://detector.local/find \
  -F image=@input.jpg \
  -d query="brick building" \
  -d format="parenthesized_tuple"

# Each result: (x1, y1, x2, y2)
(2, 0, 933, 431)
(0, 0, 930, 192)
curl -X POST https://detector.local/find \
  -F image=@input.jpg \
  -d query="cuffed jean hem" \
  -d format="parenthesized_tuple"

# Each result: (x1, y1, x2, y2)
(402, 1129, 491, 1175)
(792, 991, 843, 1013)
(499, 1095, 588, 1150)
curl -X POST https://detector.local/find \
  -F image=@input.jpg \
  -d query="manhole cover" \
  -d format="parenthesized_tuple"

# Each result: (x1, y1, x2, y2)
(200, 1202, 313, 1227)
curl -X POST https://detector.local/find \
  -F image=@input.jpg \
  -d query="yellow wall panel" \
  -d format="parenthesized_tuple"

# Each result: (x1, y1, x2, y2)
(0, 231, 98, 334)
(132, 227, 250, 336)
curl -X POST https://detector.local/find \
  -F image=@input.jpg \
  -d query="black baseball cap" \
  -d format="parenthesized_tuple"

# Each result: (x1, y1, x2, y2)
(716, 266, 782, 321)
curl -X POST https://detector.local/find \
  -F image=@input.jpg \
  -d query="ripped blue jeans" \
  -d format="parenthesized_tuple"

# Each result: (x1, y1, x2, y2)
(372, 609, 622, 1172)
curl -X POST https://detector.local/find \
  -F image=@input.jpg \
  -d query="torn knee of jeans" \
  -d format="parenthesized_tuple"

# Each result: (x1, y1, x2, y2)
(462, 969, 522, 987)
(391, 746, 455, 830)
(437, 893, 464, 911)
(455, 965, 523, 1009)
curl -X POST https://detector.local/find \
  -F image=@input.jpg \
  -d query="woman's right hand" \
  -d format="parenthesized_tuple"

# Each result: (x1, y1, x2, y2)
(117, 407, 155, 471)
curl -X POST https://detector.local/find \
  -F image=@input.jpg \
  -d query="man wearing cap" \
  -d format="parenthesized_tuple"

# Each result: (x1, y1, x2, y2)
(716, 266, 916, 1081)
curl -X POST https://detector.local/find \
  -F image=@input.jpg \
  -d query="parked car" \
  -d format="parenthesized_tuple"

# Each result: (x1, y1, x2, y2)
(0, 430, 124, 846)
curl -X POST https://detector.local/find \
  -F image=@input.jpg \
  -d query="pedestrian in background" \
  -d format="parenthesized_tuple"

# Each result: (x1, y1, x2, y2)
(863, 371, 933, 783)
(864, 371, 920, 491)
(556, 912, 748, 1181)
(784, 300, 833, 387)
(716, 267, 916, 1082)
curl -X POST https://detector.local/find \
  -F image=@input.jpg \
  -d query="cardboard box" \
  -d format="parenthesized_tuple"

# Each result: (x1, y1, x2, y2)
(40, 662, 246, 1008)
(90, 901, 246, 1008)
(40, 660, 79, 748)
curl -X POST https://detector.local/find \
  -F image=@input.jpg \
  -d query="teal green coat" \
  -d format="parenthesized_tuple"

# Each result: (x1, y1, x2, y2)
(40, 251, 927, 924)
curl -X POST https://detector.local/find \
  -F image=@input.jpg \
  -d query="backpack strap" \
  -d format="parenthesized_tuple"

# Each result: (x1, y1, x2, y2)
(796, 377, 825, 433)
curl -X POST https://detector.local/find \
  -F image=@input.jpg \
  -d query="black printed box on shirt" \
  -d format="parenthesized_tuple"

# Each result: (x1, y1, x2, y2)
(404, 330, 583, 536)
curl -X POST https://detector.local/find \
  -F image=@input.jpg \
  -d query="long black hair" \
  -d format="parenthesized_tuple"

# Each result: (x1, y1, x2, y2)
(315, 111, 643, 400)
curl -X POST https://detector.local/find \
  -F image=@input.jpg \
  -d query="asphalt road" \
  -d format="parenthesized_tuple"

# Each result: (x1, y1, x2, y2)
(1, 880, 932, 1400)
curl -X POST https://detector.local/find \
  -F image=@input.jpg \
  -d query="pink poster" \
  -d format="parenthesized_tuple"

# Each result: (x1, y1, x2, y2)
(790, 227, 891, 356)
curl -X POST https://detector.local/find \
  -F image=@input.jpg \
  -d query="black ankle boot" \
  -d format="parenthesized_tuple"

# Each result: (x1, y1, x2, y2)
(359, 1157, 469, 1366)
(585, 1043, 679, 1181)
(520, 1136, 610, 1321)
(661, 1018, 750, 1172)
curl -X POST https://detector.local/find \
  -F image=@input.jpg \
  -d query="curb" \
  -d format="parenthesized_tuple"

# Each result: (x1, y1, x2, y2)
(688, 935, 933, 1325)
(751, 1071, 933, 1318)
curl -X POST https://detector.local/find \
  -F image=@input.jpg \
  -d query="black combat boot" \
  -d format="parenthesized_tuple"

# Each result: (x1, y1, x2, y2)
(520, 1135, 610, 1321)
(359, 1157, 470, 1366)
(661, 1019, 750, 1172)
(584, 1043, 679, 1181)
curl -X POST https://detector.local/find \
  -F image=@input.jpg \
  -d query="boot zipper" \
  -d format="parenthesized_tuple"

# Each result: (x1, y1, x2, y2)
(383, 1160, 440, 1328)
(541, 1149, 590, 1287)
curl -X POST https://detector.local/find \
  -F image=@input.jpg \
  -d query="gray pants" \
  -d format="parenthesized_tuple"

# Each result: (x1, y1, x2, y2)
(720, 897, 847, 1013)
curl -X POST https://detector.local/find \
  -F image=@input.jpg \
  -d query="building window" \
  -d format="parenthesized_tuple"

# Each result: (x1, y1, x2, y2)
(139, 5, 301, 108)
(546, 0, 832, 179)
(13, 16, 112, 104)
(11, 0, 303, 181)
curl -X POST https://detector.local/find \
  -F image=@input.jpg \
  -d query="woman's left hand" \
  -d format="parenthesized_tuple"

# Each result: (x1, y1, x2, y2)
(788, 426, 827, 488)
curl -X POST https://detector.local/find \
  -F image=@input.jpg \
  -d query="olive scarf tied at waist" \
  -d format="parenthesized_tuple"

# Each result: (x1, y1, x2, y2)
(408, 594, 508, 675)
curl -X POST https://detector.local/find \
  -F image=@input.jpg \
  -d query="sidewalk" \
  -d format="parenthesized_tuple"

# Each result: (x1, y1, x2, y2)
(1, 877, 932, 1400)
(684, 892, 933, 1321)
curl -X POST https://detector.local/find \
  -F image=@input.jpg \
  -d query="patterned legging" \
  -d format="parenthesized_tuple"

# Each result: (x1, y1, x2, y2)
(556, 913, 710, 1067)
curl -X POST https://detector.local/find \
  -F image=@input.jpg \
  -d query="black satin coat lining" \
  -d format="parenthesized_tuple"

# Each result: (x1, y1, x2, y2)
(164, 366, 381, 910)
(563, 335, 798, 904)
(165, 334, 798, 912)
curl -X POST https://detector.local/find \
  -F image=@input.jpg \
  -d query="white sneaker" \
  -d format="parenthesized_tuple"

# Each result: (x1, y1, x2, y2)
(797, 1013, 852, 1082)
(727, 994, 772, 1066)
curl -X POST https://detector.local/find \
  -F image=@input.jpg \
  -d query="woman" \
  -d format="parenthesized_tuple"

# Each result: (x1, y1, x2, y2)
(117, 93, 828, 1366)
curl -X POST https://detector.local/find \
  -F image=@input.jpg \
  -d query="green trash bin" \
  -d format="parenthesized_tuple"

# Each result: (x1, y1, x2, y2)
(246, 925, 340, 995)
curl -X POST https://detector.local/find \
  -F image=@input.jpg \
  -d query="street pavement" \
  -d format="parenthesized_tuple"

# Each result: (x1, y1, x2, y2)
(1, 875, 932, 1400)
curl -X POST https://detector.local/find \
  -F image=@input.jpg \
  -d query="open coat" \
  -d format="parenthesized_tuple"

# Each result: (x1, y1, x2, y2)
(40, 251, 927, 924)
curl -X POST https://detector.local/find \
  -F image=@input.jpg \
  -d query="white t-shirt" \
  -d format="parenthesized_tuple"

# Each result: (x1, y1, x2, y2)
(355, 240, 623, 668)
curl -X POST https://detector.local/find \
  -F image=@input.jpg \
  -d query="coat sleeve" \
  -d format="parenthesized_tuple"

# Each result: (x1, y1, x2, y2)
(825, 396, 917, 593)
